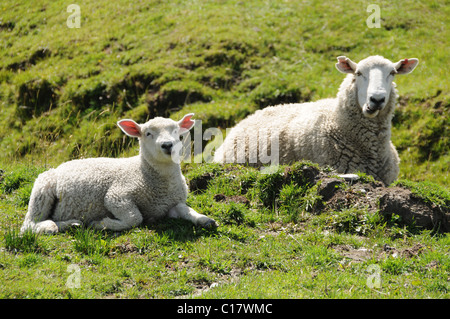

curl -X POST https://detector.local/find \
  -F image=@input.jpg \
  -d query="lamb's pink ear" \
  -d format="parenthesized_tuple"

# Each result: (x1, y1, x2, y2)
(178, 113, 195, 134)
(117, 119, 141, 138)
(335, 56, 357, 74)
(394, 58, 419, 74)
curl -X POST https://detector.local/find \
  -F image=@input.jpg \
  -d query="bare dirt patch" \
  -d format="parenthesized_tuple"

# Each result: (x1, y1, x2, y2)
(214, 194, 251, 207)
(317, 177, 449, 232)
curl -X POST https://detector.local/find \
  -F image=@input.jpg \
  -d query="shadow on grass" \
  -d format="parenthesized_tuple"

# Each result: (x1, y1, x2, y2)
(144, 218, 218, 243)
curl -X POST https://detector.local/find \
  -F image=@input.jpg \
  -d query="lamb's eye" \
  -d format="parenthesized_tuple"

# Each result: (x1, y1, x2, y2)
(390, 70, 396, 76)
(355, 71, 362, 76)
(146, 132, 152, 137)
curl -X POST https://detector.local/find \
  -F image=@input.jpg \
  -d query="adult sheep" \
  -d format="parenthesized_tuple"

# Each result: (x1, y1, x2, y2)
(21, 113, 218, 234)
(213, 55, 419, 185)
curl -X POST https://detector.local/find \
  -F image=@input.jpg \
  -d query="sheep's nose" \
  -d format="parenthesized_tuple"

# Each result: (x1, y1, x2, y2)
(369, 96, 385, 108)
(161, 142, 173, 154)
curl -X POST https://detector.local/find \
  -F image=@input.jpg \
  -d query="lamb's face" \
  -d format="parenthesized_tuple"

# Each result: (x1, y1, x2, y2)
(117, 113, 195, 164)
(336, 56, 419, 118)
(140, 118, 182, 163)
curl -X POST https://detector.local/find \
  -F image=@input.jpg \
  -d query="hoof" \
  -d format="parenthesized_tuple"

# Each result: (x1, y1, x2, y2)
(202, 219, 219, 229)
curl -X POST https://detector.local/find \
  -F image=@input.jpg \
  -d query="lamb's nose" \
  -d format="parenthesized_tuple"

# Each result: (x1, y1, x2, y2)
(161, 142, 173, 154)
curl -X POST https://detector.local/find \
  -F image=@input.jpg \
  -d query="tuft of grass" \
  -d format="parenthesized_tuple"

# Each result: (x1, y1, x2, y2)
(4, 228, 42, 253)
(218, 202, 250, 226)
(70, 227, 112, 256)
(254, 162, 321, 220)
(278, 183, 322, 223)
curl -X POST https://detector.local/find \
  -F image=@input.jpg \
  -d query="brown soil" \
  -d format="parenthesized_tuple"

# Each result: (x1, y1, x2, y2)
(317, 177, 449, 232)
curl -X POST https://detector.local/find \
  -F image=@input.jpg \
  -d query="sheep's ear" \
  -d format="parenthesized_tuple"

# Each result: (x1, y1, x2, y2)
(335, 56, 357, 74)
(117, 119, 142, 138)
(394, 58, 419, 74)
(178, 113, 195, 135)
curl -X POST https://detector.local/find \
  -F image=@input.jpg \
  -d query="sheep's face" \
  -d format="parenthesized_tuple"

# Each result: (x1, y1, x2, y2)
(117, 113, 195, 164)
(336, 56, 419, 118)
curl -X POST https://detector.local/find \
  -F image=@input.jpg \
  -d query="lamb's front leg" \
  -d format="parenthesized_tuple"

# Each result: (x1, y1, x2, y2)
(168, 203, 218, 228)
(91, 196, 143, 231)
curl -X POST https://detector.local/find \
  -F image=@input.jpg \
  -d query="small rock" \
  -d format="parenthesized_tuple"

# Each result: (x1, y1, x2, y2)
(338, 174, 360, 183)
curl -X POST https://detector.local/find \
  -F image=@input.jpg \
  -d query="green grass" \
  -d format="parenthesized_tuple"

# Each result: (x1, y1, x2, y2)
(0, 163, 449, 298)
(3, 228, 42, 254)
(70, 227, 113, 256)
(0, 0, 449, 299)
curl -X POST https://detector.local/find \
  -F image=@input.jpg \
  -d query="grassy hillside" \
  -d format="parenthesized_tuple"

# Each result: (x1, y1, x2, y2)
(0, 0, 449, 299)
(0, 0, 448, 185)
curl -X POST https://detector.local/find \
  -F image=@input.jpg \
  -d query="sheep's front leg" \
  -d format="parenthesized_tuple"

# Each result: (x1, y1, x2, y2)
(168, 203, 218, 228)
(91, 197, 143, 231)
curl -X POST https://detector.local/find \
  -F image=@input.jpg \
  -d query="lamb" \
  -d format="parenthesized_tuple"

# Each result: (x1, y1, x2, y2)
(213, 55, 419, 185)
(21, 113, 218, 234)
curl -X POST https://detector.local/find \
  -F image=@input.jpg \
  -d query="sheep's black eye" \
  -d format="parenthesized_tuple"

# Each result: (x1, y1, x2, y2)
(390, 70, 396, 76)
(355, 71, 362, 76)
(146, 132, 152, 137)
